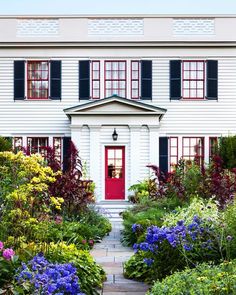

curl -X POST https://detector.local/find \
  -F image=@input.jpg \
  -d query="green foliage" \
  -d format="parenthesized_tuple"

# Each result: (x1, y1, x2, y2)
(124, 241, 184, 284)
(163, 197, 221, 227)
(148, 260, 236, 295)
(223, 200, 236, 257)
(218, 135, 236, 169)
(0, 137, 12, 152)
(123, 251, 152, 282)
(17, 242, 106, 295)
(128, 179, 154, 203)
(0, 151, 61, 240)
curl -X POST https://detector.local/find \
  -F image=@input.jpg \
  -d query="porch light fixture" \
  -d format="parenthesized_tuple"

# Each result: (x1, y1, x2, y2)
(112, 128, 118, 141)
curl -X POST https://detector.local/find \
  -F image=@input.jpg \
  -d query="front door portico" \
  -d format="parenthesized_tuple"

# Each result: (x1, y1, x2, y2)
(64, 95, 166, 201)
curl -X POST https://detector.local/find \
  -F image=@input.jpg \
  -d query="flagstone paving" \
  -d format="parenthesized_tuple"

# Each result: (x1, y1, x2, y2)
(91, 222, 149, 295)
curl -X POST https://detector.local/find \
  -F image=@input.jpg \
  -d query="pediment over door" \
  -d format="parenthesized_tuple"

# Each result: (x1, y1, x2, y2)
(64, 95, 167, 119)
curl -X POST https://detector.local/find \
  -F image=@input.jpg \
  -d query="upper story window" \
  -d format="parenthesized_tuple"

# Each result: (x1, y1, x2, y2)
(91, 61, 100, 99)
(27, 61, 49, 99)
(182, 61, 205, 99)
(14, 60, 61, 101)
(170, 60, 218, 101)
(105, 61, 126, 98)
(131, 61, 140, 99)
(79, 60, 152, 101)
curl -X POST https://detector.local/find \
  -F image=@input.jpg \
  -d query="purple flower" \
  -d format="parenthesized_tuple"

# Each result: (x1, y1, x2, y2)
(2, 248, 15, 261)
(132, 224, 142, 233)
(183, 244, 193, 251)
(0, 241, 4, 251)
(227, 235, 233, 242)
(143, 258, 154, 266)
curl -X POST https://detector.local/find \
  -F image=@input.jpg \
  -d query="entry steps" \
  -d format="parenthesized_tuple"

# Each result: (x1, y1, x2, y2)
(95, 201, 133, 223)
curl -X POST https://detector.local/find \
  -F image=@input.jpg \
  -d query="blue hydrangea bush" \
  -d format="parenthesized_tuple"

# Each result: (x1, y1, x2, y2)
(125, 214, 227, 282)
(15, 253, 84, 295)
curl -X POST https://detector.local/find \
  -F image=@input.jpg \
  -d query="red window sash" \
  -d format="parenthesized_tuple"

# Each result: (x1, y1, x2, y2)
(27, 61, 49, 100)
(169, 137, 178, 171)
(131, 60, 140, 99)
(91, 61, 100, 99)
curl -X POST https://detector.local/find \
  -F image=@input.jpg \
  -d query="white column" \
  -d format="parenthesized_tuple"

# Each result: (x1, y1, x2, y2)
(71, 125, 82, 151)
(149, 126, 159, 167)
(89, 125, 101, 201)
(205, 136, 210, 165)
(130, 125, 141, 185)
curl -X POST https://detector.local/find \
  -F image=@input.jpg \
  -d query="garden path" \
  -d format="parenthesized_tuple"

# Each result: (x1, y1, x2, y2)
(91, 222, 149, 295)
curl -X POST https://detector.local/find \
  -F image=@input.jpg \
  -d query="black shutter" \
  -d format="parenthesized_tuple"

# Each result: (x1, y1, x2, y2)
(63, 137, 71, 172)
(50, 60, 61, 100)
(207, 60, 218, 100)
(141, 60, 152, 100)
(159, 137, 168, 174)
(170, 60, 181, 100)
(14, 61, 25, 100)
(79, 60, 90, 100)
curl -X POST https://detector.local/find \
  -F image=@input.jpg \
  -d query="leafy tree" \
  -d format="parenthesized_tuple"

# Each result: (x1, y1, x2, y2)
(218, 135, 236, 169)
(0, 137, 12, 152)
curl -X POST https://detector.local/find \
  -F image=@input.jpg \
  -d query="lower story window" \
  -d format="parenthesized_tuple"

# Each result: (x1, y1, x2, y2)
(53, 137, 62, 164)
(13, 137, 23, 151)
(27, 137, 48, 157)
(209, 137, 218, 161)
(169, 137, 178, 171)
(182, 137, 204, 166)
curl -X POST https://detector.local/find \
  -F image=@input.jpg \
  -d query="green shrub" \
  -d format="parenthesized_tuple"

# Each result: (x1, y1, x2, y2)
(162, 197, 221, 227)
(0, 137, 12, 152)
(218, 135, 236, 169)
(124, 241, 184, 283)
(148, 260, 236, 295)
(123, 251, 153, 282)
(124, 197, 228, 283)
(121, 197, 184, 246)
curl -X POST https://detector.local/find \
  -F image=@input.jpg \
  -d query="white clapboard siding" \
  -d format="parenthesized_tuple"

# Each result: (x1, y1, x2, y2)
(61, 60, 79, 102)
(0, 55, 236, 138)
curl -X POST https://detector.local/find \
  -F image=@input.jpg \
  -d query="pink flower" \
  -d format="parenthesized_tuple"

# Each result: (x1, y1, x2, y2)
(2, 248, 15, 261)
(89, 239, 94, 245)
(55, 215, 63, 224)
(82, 240, 87, 244)
(0, 241, 4, 251)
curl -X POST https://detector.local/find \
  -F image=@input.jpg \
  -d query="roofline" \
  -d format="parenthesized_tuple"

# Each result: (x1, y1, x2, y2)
(0, 14, 236, 19)
(2, 41, 236, 48)
(64, 96, 167, 115)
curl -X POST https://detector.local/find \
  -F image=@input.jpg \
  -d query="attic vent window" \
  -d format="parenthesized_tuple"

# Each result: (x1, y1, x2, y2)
(173, 18, 215, 35)
(88, 18, 144, 35)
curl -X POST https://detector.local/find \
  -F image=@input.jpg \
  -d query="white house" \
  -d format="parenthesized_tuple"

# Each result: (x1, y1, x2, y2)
(0, 14, 235, 201)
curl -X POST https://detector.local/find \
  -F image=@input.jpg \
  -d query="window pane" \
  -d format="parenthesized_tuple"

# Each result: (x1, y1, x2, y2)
(93, 71, 99, 80)
(108, 149, 115, 158)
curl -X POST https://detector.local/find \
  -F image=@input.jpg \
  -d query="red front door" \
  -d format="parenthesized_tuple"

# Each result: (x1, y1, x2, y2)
(105, 146, 125, 200)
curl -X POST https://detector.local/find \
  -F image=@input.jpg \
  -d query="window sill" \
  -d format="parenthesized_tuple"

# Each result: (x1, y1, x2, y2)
(24, 98, 52, 101)
(180, 98, 208, 101)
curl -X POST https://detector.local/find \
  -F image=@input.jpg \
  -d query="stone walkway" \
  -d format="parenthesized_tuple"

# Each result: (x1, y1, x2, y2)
(91, 222, 149, 295)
